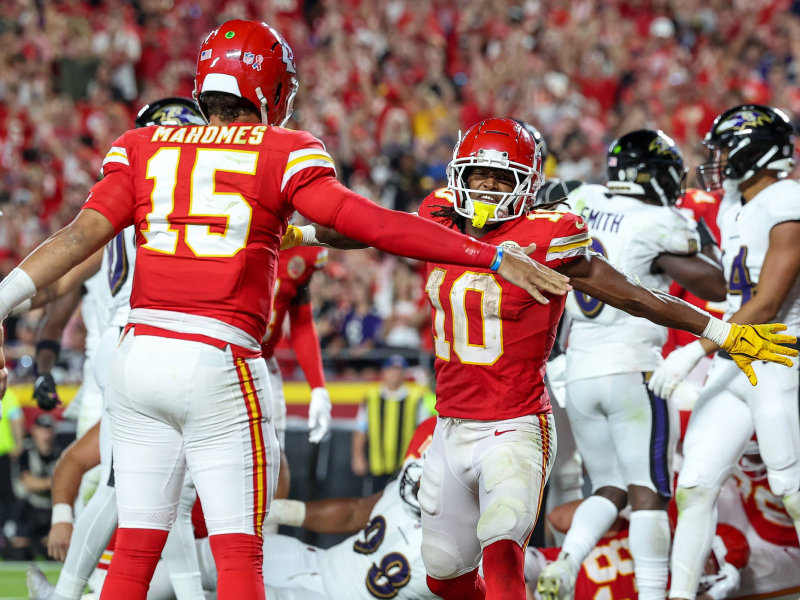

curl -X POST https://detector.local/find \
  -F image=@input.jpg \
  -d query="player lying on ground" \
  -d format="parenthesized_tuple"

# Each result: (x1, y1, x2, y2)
(642, 105, 800, 600)
(538, 130, 727, 600)
(287, 117, 797, 600)
(0, 19, 576, 600)
(527, 500, 749, 600)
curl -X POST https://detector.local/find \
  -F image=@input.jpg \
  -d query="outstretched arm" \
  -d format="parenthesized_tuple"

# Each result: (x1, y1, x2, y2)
(559, 252, 797, 385)
(26, 249, 103, 311)
(290, 176, 572, 304)
(653, 251, 727, 302)
(0, 210, 115, 320)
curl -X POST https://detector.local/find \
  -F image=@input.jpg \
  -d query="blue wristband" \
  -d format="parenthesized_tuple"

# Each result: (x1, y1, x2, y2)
(489, 246, 504, 272)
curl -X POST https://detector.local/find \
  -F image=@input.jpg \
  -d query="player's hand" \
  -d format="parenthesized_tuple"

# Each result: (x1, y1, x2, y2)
(33, 373, 60, 411)
(497, 244, 572, 305)
(722, 323, 798, 386)
(648, 341, 708, 400)
(281, 224, 304, 250)
(48, 522, 73, 562)
(308, 387, 332, 443)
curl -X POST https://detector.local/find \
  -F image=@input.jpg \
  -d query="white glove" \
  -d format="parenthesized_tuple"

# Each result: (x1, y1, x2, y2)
(648, 341, 707, 400)
(308, 387, 332, 443)
(545, 353, 567, 408)
(706, 563, 741, 600)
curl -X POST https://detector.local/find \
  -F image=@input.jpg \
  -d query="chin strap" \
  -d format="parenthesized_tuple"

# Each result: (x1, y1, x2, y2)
(254, 87, 270, 125)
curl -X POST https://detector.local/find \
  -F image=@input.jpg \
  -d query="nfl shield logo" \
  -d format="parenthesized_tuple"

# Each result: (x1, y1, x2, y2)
(243, 52, 255, 65)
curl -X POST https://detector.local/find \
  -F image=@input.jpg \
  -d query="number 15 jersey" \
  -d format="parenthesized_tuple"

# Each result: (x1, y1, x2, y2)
(418, 190, 590, 421)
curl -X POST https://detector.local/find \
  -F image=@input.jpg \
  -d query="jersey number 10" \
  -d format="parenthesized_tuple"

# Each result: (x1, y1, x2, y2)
(425, 269, 503, 366)
(143, 148, 257, 257)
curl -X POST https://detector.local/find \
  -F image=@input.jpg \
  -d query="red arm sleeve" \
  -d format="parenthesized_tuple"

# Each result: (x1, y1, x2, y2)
(288, 301, 326, 390)
(290, 175, 497, 268)
(82, 138, 136, 234)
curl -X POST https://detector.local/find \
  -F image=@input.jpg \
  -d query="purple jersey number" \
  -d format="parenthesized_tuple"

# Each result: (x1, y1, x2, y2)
(728, 246, 755, 304)
(575, 237, 607, 318)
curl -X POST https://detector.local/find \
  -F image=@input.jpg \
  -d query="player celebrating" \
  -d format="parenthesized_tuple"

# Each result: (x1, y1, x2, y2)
(537, 130, 727, 600)
(644, 105, 800, 600)
(404, 118, 794, 600)
(0, 19, 576, 600)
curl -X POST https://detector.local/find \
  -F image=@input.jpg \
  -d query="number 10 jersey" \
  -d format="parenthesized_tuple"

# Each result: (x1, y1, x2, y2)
(418, 190, 590, 421)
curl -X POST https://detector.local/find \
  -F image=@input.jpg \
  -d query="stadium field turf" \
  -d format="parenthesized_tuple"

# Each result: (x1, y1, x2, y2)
(0, 561, 62, 600)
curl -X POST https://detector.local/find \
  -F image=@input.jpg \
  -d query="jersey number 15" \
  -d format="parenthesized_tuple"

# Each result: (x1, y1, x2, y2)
(143, 148, 257, 257)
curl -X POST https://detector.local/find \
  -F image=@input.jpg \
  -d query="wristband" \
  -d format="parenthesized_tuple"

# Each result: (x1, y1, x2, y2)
(36, 340, 62, 357)
(9, 298, 32, 317)
(268, 499, 306, 527)
(51, 503, 73, 525)
(702, 317, 732, 347)
(0, 268, 37, 320)
(299, 225, 318, 246)
(489, 246, 504, 272)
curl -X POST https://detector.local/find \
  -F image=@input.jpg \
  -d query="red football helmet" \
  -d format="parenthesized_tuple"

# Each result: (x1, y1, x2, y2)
(737, 435, 767, 479)
(194, 20, 299, 126)
(447, 118, 544, 228)
(700, 523, 750, 589)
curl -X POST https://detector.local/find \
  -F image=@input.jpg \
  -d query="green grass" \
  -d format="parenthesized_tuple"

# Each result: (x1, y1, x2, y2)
(0, 561, 61, 600)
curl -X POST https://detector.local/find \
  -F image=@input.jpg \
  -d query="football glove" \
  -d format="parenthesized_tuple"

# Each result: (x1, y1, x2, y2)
(308, 387, 332, 443)
(280, 224, 304, 250)
(648, 341, 707, 400)
(33, 373, 60, 411)
(721, 323, 798, 386)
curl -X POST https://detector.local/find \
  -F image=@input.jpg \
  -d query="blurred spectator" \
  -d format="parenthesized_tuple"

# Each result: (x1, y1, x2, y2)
(383, 262, 428, 349)
(0, 387, 24, 534)
(351, 355, 432, 493)
(329, 282, 383, 357)
(12, 414, 61, 560)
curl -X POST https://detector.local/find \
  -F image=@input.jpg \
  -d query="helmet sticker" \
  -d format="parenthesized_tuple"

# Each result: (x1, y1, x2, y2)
(200, 49, 212, 61)
(716, 110, 773, 134)
(225, 31, 235, 39)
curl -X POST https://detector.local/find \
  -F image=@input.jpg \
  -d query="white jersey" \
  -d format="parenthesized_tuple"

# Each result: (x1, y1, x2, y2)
(105, 226, 136, 329)
(718, 179, 800, 335)
(564, 184, 700, 382)
(320, 479, 431, 600)
(82, 269, 112, 361)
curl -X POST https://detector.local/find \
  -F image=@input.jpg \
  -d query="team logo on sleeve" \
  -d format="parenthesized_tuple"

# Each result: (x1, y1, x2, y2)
(287, 255, 306, 279)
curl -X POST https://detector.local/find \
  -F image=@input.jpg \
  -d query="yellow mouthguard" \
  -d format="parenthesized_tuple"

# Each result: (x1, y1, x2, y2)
(471, 201, 497, 228)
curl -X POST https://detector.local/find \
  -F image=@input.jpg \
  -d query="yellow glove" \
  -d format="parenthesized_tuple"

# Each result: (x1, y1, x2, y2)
(280, 224, 304, 250)
(721, 323, 798, 386)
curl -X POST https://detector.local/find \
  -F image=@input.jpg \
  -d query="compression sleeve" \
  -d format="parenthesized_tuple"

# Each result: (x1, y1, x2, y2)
(290, 175, 497, 268)
(288, 302, 326, 390)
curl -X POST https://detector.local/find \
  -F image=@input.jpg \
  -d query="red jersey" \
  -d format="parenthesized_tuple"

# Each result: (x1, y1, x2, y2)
(418, 189, 589, 420)
(538, 527, 636, 600)
(734, 470, 800, 548)
(262, 245, 328, 358)
(666, 188, 725, 351)
(83, 124, 338, 345)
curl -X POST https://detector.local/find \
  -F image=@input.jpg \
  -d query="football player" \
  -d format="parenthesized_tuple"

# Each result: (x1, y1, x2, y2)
(292, 118, 796, 600)
(527, 501, 750, 600)
(261, 243, 332, 516)
(0, 19, 574, 600)
(26, 98, 210, 600)
(641, 105, 800, 600)
(537, 130, 727, 600)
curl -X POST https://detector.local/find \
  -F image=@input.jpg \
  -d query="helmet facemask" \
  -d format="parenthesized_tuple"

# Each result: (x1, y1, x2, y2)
(448, 135, 544, 228)
(398, 457, 424, 516)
